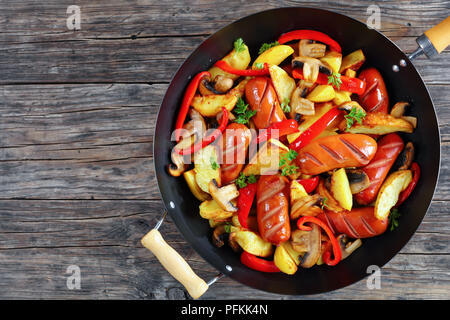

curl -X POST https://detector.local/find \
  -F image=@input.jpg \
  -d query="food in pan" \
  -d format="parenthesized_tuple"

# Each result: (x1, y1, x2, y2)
(169, 30, 420, 274)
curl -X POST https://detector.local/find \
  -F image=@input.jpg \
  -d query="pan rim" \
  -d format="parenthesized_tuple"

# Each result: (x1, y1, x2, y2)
(152, 6, 441, 296)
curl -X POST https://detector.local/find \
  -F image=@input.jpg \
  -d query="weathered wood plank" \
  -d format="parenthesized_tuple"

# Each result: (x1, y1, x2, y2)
(0, 200, 447, 299)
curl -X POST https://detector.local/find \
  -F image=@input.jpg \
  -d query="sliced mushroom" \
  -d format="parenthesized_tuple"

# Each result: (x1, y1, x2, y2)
(199, 76, 234, 96)
(401, 116, 417, 129)
(212, 224, 228, 248)
(290, 85, 315, 117)
(228, 233, 242, 253)
(292, 56, 333, 78)
(346, 169, 370, 194)
(199, 78, 222, 96)
(390, 101, 410, 118)
(299, 39, 326, 58)
(208, 179, 239, 212)
(214, 75, 234, 93)
(395, 141, 415, 170)
(293, 224, 321, 268)
(337, 234, 362, 260)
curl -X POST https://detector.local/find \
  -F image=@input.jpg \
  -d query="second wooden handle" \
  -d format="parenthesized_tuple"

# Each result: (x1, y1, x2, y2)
(141, 229, 209, 299)
(425, 16, 450, 53)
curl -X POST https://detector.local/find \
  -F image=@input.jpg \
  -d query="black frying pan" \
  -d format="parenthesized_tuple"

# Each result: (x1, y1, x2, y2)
(150, 7, 444, 296)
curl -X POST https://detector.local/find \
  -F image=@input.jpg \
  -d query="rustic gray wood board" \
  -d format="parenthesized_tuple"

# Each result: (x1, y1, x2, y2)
(0, 0, 448, 299)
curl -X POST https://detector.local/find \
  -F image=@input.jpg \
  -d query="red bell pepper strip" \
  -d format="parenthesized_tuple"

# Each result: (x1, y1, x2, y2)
(292, 69, 366, 95)
(278, 29, 341, 53)
(237, 183, 257, 229)
(396, 162, 421, 207)
(240, 251, 280, 273)
(297, 216, 342, 266)
(174, 71, 211, 142)
(297, 176, 320, 193)
(176, 107, 229, 155)
(255, 119, 299, 145)
(214, 60, 270, 76)
(289, 107, 341, 152)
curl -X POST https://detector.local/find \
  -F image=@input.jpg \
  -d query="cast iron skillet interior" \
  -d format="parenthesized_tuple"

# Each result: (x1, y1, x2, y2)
(153, 7, 440, 295)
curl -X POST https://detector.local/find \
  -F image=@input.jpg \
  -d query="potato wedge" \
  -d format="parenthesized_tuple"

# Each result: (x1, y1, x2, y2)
(191, 79, 247, 117)
(375, 170, 412, 220)
(281, 241, 302, 266)
(243, 139, 289, 176)
(274, 243, 298, 275)
(333, 90, 352, 106)
(339, 49, 366, 73)
(331, 168, 353, 211)
(344, 69, 357, 78)
(320, 51, 342, 74)
(290, 180, 309, 204)
(208, 44, 251, 81)
(269, 64, 296, 103)
(306, 85, 336, 102)
(199, 199, 234, 220)
(232, 230, 273, 257)
(287, 102, 336, 143)
(194, 145, 221, 193)
(183, 170, 211, 201)
(339, 112, 414, 134)
(253, 45, 294, 67)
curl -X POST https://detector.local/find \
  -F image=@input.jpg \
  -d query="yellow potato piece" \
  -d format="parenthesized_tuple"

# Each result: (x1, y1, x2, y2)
(274, 243, 298, 275)
(209, 45, 251, 81)
(320, 51, 342, 74)
(194, 145, 221, 193)
(253, 45, 294, 67)
(307, 85, 336, 102)
(339, 49, 366, 73)
(269, 64, 296, 103)
(290, 180, 308, 204)
(199, 199, 234, 220)
(375, 170, 412, 220)
(333, 90, 352, 106)
(339, 112, 414, 134)
(243, 139, 289, 176)
(183, 170, 211, 201)
(331, 168, 353, 211)
(233, 230, 273, 257)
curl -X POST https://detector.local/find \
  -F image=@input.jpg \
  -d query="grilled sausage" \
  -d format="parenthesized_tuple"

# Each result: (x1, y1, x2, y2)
(245, 77, 286, 129)
(358, 68, 389, 114)
(295, 134, 378, 175)
(257, 174, 291, 245)
(218, 123, 252, 184)
(317, 207, 388, 238)
(355, 133, 404, 205)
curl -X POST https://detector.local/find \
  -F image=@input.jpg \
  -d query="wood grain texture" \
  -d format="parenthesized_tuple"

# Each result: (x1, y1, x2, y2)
(0, 0, 449, 300)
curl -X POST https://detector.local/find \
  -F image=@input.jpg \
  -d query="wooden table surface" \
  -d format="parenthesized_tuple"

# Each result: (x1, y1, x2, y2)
(0, 0, 449, 300)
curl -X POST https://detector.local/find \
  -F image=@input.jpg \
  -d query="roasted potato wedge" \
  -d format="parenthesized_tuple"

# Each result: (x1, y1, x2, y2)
(183, 170, 211, 201)
(253, 45, 294, 67)
(375, 170, 412, 220)
(191, 79, 247, 117)
(274, 243, 298, 275)
(194, 144, 221, 193)
(199, 199, 235, 220)
(331, 168, 353, 211)
(339, 49, 366, 73)
(339, 112, 414, 134)
(269, 64, 296, 103)
(243, 139, 289, 176)
(306, 85, 336, 102)
(208, 44, 251, 81)
(290, 180, 309, 203)
(320, 51, 342, 74)
(232, 230, 273, 257)
(333, 90, 352, 106)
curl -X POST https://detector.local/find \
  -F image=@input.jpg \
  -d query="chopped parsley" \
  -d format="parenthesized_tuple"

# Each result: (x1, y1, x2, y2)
(254, 62, 265, 69)
(327, 72, 343, 90)
(279, 149, 299, 176)
(280, 98, 291, 113)
(389, 208, 401, 231)
(321, 197, 329, 210)
(258, 41, 279, 54)
(210, 157, 219, 170)
(233, 97, 256, 125)
(236, 172, 257, 188)
(234, 38, 246, 52)
(224, 223, 232, 233)
(344, 106, 367, 131)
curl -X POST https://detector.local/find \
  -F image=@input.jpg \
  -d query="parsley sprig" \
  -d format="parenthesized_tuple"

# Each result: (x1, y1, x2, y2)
(234, 38, 246, 52)
(258, 41, 279, 54)
(321, 197, 329, 210)
(327, 72, 343, 90)
(280, 98, 291, 113)
(254, 62, 265, 69)
(344, 107, 367, 131)
(279, 149, 299, 176)
(233, 97, 256, 125)
(210, 157, 219, 170)
(236, 172, 257, 189)
(389, 208, 401, 231)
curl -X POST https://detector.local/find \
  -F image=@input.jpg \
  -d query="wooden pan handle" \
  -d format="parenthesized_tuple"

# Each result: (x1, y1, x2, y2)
(424, 16, 450, 54)
(141, 229, 209, 299)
